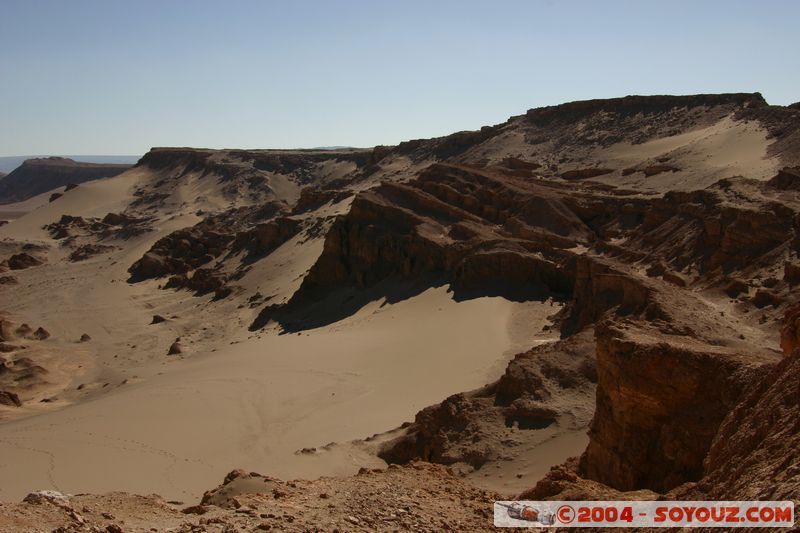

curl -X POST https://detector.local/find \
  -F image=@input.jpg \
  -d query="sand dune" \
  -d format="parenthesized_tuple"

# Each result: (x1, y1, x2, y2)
(0, 286, 552, 501)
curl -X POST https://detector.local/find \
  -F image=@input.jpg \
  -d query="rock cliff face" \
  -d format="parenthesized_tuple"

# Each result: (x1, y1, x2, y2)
(580, 323, 771, 492)
(679, 346, 800, 501)
(0, 157, 131, 203)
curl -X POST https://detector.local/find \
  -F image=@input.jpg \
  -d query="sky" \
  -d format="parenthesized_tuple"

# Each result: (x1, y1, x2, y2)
(1, 0, 798, 156)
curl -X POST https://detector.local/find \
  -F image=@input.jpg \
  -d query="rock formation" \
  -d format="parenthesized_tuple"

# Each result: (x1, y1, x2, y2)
(3, 93, 800, 529)
(0, 157, 131, 204)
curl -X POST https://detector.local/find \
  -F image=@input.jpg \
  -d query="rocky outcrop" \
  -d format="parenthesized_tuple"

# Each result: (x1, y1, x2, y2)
(254, 163, 585, 328)
(292, 187, 352, 214)
(579, 323, 772, 493)
(44, 212, 152, 240)
(766, 166, 800, 190)
(68, 244, 116, 262)
(128, 226, 233, 280)
(231, 217, 301, 259)
(526, 93, 766, 126)
(0, 157, 131, 204)
(128, 202, 292, 284)
(134, 147, 374, 207)
(170, 268, 227, 296)
(779, 303, 800, 355)
(561, 257, 657, 335)
(674, 343, 800, 501)
(0, 463, 502, 532)
(0, 390, 21, 407)
(379, 332, 596, 472)
(6, 253, 43, 270)
(167, 340, 183, 355)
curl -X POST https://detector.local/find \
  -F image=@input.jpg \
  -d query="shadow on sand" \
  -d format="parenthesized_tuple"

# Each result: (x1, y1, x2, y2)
(250, 275, 562, 333)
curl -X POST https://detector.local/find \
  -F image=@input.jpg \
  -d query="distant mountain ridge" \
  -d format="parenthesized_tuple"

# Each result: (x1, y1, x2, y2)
(0, 157, 133, 204)
(0, 155, 140, 174)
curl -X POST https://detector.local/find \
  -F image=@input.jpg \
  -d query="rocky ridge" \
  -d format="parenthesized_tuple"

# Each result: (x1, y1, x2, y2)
(0, 157, 132, 204)
(2, 93, 800, 529)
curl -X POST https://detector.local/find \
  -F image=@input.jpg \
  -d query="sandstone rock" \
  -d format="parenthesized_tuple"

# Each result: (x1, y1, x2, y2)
(752, 288, 781, 308)
(723, 278, 749, 297)
(562, 257, 656, 335)
(15, 324, 32, 338)
(185, 268, 227, 295)
(292, 187, 351, 214)
(68, 244, 116, 262)
(679, 344, 800, 500)
(200, 470, 280, 509)
(232, 217, 301, 259)
(8, 252, 43, 270)
(32, 327, 50, 340)
(0, 320, 16, 342)
(766, 166, 800, 190)
(22, 490, 70, 506)
(167, 341, 183, 355)
(128, 252, 171, 279)
(0, 157, 130, 204)
(662, 271, 686, 287)
(779, 303, 800, 356)
(182, 504, 210, 515)
(783, 261, 800, 283)
(579, 323, 771, 492)
(0, 390, 22, 407)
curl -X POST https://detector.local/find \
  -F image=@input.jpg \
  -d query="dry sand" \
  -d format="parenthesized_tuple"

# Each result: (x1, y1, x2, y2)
(0, 284, 553, 502)
(0, 170, 559, 501)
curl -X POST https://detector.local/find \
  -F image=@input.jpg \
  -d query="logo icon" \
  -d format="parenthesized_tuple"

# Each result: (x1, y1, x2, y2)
(497, 502, 555, 525)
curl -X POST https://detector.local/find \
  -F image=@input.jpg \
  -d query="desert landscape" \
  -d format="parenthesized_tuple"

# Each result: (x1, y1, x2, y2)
(0, 92, 797, 531)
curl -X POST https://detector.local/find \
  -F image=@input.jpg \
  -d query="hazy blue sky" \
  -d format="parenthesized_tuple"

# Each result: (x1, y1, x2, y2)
(1, 0, 798, 156)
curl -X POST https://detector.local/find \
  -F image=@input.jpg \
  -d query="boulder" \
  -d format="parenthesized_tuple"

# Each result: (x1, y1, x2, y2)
(167, 341, 183, 355)
(752, 288, 781, 308)
(32, 327, 50, 340)
(0, 320, 16, 342)
(8, 253, 43, 270)
(0, 390, 22, 407)
(22, 490, 70, 506)
(723, 278, 749, 298)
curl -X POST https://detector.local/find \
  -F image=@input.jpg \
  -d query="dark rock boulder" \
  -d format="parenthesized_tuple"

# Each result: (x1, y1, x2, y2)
(0, 390, 21, 407)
